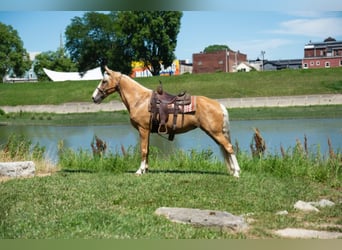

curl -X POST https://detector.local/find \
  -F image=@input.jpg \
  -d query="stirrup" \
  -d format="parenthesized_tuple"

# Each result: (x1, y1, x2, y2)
(158, 124, 168, 135)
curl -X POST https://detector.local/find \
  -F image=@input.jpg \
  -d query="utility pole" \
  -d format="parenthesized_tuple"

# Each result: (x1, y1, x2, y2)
(261, 50, 265, 71)
(225, 49, 228, 73)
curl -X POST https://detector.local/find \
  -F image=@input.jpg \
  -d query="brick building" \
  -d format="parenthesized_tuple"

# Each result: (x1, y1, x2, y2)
(302, 37, 342, 69)
(192, 50, 247, 74)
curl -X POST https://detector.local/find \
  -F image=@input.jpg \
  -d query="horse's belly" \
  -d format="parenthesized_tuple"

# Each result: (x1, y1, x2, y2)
(165, 113, 199, 134)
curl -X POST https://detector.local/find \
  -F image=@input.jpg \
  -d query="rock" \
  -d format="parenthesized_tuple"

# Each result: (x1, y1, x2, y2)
(309, 199, 335, 208)
(155, 207, 248, 232)
(274, 228, 342, 239)
(276, 210, 288, 215)
(0, 161, 35, 178)
(294, 200, 319, 212)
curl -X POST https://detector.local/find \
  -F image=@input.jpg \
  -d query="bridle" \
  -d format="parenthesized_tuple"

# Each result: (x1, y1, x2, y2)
(97, 73, 122, 97)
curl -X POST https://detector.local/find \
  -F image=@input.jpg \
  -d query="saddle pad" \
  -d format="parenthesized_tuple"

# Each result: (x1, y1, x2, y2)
(168, 96, 196, 113)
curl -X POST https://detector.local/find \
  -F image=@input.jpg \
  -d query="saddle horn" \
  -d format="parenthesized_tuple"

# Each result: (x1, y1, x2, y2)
(157, 80, 163, 95)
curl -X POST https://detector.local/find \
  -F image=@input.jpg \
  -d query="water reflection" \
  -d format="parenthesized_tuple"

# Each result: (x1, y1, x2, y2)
(0, 118, 341, 163)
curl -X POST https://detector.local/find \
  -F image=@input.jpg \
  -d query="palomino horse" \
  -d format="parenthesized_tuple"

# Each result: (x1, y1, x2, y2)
(92, 66, 240, 177)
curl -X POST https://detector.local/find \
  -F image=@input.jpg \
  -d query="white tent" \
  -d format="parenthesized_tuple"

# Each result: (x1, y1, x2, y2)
(43, 67, 102, 81)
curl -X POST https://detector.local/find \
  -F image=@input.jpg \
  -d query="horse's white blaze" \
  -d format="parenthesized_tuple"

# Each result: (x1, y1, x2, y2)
(92, 82, 102, 99)
(135, 160, 148, 175)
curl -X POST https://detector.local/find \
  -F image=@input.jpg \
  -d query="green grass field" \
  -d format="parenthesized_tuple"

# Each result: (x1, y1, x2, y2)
(0, 67, 341, 106)
(1, 141, 341, 239)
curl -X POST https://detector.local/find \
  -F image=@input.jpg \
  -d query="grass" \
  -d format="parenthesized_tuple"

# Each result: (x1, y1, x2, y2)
(0, 67, 341, 106)
(0, 162, 341, 239)
(0, 135, 341, 239)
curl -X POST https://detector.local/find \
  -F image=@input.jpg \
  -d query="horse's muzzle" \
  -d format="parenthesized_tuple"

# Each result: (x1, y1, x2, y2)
(92, 96, 102, 104)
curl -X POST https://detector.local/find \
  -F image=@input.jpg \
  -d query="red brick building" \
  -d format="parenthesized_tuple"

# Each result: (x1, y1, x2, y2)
(192, 50, 247, 73)
(302, 37, 342, 69)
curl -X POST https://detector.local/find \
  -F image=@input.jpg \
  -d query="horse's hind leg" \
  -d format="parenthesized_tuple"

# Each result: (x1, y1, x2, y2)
(220, 143, 240, 178)
(205, 105, 240, 177)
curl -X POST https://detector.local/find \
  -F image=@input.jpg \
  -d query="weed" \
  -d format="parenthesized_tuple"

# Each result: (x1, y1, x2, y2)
(0, 134, 45, 161)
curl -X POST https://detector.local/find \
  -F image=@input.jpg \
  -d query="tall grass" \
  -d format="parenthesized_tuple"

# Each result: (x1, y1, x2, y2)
(0, 134, 45, 161)
(57, 134, 341, 188)
(0, 134, 55, 174)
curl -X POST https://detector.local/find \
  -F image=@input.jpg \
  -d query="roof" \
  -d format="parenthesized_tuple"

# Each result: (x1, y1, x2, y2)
(43, 67, 103, 82)
(264, 59, 302, 66)
(304, 39, 342, 49)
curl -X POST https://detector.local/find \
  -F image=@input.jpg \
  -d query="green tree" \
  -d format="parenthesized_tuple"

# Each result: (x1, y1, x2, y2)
(65, 12, 131, 74)
(0, 22, 30, 82)
(34, 48, 77, 81)
(204, 44, 230, 53)
(116, 11, 182, 76)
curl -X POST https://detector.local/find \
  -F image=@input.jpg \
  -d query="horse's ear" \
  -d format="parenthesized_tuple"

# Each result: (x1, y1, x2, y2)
(104, 65, 110, 73)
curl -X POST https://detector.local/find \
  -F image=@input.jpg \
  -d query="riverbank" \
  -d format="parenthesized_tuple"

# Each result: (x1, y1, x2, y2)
(1, 105, 342, 126)
(1, 94, 341, 114)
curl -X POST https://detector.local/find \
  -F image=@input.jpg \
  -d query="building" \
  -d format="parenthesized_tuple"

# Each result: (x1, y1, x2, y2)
(263, 59, 302, 71)
(179, 60, 193, 74)
(302, 37, 342, 69)
(236, 62, 256, 72)
(2, 51, 39, 83)
(192, 50, 247, 74)
(130, 60, 181, 78)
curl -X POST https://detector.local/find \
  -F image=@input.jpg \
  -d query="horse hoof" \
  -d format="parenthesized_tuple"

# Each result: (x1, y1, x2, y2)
(135, 168, 148, 175)
(233, 171, 240, 178)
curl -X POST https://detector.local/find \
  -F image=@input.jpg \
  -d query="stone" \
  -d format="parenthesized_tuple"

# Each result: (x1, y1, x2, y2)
(0, 161, 35, 178)
(274, 228, 342, 239)
(155, 207, 248, 232)
(276, 210, 289, 215)
(294, 200, 319, 212)
(309, 199, 335, 208)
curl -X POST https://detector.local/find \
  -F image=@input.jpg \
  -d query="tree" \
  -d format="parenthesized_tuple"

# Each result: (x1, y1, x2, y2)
(204, 44, 230, 53)
(0, 22, 30, 82)
(65, 12, 131, 74)
(34, 48, 77, 81)
(116, 11, 182, 75)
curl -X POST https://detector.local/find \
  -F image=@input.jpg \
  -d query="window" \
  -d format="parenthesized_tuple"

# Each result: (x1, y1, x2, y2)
(325, 62, 330, 68)
(340, 60, 342, 66)
(316, 61, 320, 66)
(303, 63, 308, 69)
(310, 61, 314, 66)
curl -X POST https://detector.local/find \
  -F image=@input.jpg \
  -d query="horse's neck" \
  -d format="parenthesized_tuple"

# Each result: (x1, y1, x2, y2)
(119, 75, 151, 111)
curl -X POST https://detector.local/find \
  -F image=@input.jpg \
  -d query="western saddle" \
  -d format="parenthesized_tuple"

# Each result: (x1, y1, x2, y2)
(149, 82, 192, 141)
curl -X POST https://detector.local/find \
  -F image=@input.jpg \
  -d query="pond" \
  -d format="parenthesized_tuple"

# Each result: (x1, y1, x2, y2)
(0, 118, 341, 163)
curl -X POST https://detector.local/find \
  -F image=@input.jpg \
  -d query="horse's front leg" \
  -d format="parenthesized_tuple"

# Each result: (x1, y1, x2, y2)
(135, 127, 150, 175)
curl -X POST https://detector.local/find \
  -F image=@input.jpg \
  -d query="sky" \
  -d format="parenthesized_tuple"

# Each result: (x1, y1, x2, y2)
(0, 10, 342, 62)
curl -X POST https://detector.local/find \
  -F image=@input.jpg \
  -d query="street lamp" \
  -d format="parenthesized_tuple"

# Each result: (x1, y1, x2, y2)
(261, 50, 265, 71)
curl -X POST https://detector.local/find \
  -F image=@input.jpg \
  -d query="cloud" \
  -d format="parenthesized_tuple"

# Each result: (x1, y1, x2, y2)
(271, 17, 342, 37)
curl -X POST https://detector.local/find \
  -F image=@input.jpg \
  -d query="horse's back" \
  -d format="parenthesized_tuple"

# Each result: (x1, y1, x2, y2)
(195, 95, 223, 113)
